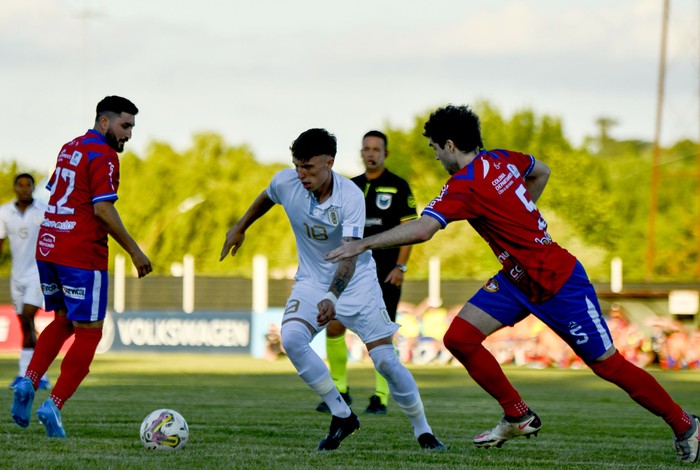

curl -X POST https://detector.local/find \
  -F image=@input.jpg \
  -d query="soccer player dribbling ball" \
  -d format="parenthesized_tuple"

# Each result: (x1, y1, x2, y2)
(220, 128, 445, 451)
(325, 105, 700, 463)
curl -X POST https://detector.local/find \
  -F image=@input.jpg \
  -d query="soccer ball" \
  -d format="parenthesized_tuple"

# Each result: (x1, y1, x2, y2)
(140, 409, 189, 451)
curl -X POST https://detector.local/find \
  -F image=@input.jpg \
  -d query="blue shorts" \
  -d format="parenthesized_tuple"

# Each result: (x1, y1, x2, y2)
(37, 260, 109, 322)
(469, 261, 613, 362)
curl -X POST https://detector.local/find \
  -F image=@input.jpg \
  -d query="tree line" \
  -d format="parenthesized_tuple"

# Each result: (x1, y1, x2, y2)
(3, 101, 698, 282)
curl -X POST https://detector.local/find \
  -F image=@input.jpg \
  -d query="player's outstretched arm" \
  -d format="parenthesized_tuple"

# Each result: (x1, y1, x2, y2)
(325, 216, 441, 263)
(220, 190, 276, 261)
(94, 201, 152, 278)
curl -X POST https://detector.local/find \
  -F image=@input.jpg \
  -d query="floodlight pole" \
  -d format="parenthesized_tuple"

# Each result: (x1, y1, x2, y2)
(645, 0, 669, 282)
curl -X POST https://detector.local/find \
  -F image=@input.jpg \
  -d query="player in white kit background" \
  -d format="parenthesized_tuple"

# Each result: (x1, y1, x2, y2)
(220, 128, 444, 451)
(0, 174, 51, 390)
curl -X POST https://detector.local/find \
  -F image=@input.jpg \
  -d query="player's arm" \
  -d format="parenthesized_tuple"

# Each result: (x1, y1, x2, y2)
(525, 160, 550, 203)
(326, 215, 441, 263)
(94, 201, 152, 278)
(317, 236, 358, 327)
(220, 190, 276, 261)
(385, 223, 413, 285)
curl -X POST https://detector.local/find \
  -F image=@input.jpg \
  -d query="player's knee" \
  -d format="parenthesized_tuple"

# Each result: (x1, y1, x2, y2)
(589, 350, 624, 379)
(326, 319, 345, 338)
(368, 344, 400, 378)
(280, 321, 312, 359)
(443, 318, 485, 356)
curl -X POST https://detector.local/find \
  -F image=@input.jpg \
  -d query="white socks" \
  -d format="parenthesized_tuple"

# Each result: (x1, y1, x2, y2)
(369, 344, 432, 438)
(281, 321, 351, 418)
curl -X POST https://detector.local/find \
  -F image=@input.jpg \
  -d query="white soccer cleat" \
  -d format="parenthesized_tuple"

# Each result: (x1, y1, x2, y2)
(674, 413, 700, 463)
(473, 410, 542, 448)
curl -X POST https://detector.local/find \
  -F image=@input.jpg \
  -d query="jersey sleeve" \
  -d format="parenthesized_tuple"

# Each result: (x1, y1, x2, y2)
(341, 184, 365, 239)
(422, 179, 476, 228)
(88, 152, 119, 204)
(266, 170, 286, 205)
(492, 149, 535, 178)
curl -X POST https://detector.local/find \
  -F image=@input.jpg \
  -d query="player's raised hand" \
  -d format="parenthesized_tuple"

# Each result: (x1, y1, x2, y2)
(325, 239, 364, 263)
(220, 228, 245, 261)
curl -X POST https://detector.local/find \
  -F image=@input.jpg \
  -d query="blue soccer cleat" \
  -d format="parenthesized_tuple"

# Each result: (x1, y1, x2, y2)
(8, 376, 23, 389)
(37, 398, 66, 438)
(38, 377, 52, 390)
(11, 377, 35, 428)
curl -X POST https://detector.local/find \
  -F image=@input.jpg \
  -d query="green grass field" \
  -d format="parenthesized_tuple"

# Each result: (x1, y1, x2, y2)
(1, 353, 698, 469)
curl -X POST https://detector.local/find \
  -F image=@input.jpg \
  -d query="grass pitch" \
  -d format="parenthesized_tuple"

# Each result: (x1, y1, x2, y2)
(0, 353, 697, 469)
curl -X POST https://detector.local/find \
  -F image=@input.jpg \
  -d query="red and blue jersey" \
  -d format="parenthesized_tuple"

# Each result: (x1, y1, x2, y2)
(36, 129, 120, 270)
(422, 149, 576, 303)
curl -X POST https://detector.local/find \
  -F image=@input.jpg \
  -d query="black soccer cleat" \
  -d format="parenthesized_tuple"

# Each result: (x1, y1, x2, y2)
(318, 412, 360, 451)
(364, 395, 387, 415)
(418, 432, 447, 450)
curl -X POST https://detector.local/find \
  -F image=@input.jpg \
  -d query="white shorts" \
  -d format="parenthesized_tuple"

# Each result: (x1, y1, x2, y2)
(284, 281, 399, 344)
(10, 276, 44, 314)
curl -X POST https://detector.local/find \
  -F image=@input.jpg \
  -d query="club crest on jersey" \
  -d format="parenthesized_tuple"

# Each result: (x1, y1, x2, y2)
(376, 193, 393, 210)
(70, 151, 82, 166)
(483, 278, 499, 292)
(328, 208, 339, 226)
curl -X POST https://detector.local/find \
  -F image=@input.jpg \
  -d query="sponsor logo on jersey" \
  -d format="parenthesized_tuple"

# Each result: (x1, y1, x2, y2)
(492, 172, 515, 195)
(376, 193, 393, 210)
(328, 208, 339, 226)
(509, 264, 525, 281)
(483, 278, 499, 292)
(70, 151, 82, 166)
(507, 163, 520, 178)
(63, 285, 86, 300)
(41, 219, 77, 231)
(427, 184, 449, 209)
(497, 250, 510, 264)
(535, 231, 553, 245)
(37, 233, 56, 256)
(41, 283, 60, 295)
(366, 217, 382, 227)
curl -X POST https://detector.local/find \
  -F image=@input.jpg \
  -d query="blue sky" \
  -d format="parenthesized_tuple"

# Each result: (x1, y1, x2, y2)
(1, 0, 698, 176)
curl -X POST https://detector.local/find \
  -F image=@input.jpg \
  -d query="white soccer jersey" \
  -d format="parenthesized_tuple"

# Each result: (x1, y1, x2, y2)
(267, 168, 379, 294)
(0, 200, 46, 281)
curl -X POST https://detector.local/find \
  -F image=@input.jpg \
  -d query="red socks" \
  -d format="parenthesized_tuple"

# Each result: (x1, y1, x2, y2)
(51, 327, 103, 409)
(590, 351, 691, 435)
(26, 315, 74, 389)
(444, 317, 528, 418)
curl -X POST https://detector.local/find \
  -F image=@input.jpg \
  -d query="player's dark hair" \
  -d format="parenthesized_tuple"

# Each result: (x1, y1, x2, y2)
(363, 130, 388, 149)
(423, 105, 483, 152)
(14, 173, 35, 185)
(95, 96, 139, 120)
(290, 128, 337, 161)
